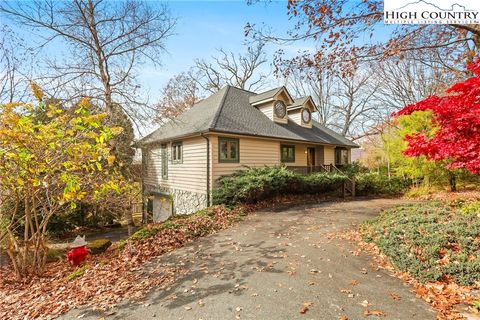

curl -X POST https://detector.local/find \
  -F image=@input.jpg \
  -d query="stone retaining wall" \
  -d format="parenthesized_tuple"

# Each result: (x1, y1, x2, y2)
(144, 184, 208, 216)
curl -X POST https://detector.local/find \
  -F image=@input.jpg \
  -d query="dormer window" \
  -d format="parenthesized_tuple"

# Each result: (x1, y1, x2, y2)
(274, 101, 287, 118)
(302, 108, 311, 124)
(249, 87, 293, 124)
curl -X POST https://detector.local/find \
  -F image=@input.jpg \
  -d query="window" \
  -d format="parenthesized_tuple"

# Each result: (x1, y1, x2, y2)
(161, 144, 168, 179)
(143, 148, 149, 177)
(171, 141, 182, 164)
(335, 148, 349, 165)
(302, 108, 311, 123)
(274, 100, 287, 118)
(281, 145, 295, 163)
(219, 137, 239, 163)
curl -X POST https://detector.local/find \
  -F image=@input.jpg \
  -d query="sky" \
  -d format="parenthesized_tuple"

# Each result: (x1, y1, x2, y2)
(1, 0, 393, 136)
(138, 0, 302, 98)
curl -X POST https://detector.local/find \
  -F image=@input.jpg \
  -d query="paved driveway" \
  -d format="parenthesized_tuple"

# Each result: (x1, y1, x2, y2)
(64, 199, 435, 320)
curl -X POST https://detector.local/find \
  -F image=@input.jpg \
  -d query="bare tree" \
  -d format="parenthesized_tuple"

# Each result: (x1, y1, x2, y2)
(373, 51, 460, 112)
(329, 65, 380, 138)
(0, 25, 32, 103)
(0, 0, 176, 124)
(155, 70, 203, 124)
(286, 64, 335, 126)
(194, 41, 269, 93)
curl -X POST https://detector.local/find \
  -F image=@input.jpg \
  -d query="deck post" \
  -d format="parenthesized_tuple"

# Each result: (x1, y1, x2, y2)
(351, 176, 356, 199)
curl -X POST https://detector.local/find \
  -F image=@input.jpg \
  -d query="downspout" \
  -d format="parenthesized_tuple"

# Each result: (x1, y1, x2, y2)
(201, 133, 211, 207)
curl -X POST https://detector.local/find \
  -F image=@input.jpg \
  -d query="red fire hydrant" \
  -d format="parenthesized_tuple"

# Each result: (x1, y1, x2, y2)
(67, 235, 88, 266)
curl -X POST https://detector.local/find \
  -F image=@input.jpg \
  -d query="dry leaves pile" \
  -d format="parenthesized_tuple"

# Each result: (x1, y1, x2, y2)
(331, 229, 479, 320)
(0, 205, 248, 319)
(0, 194, 325, 320)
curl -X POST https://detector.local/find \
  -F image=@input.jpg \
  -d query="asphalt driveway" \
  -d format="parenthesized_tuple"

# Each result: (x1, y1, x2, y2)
(64, 199, 435, 320)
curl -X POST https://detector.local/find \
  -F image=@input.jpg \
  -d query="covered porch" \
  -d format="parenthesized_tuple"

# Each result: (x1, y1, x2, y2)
(280, 143, 351, 174)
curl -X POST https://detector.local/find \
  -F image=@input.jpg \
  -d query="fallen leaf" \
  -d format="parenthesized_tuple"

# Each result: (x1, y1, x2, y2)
(300, 301, 313, 314)
(364, 309, 385, 317)
(389, 293, 401, 301)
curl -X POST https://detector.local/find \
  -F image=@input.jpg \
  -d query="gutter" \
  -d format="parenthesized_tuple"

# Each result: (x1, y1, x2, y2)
(201, 133, 211, 207)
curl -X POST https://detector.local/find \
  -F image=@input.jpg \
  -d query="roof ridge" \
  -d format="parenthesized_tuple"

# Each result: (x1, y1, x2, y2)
(230, 86, 256, 95)
(210, 85, 231, 129)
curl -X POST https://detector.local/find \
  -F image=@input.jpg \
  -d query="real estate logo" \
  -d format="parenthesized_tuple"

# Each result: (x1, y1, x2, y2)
(384, 0, 480, 24)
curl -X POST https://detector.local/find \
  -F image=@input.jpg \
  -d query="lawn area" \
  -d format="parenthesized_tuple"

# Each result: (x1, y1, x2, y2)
(361, 201, 480, 286)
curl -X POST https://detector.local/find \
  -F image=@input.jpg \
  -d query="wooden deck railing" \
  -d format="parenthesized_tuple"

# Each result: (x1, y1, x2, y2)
(286, 165, 335, 175)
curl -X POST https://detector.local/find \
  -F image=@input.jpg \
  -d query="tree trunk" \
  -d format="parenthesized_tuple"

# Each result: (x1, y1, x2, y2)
(449, 173, 457, 192)
(126, 201, 136, 236)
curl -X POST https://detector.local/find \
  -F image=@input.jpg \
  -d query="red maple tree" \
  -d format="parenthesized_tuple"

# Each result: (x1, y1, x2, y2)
(396, 59, 480, 174)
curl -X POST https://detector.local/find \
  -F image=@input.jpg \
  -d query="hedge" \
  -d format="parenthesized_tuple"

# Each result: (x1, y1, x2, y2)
(212, 166, 348, 205)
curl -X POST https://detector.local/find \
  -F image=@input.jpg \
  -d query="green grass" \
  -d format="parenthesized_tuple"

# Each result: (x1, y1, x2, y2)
(361, 202, 480, 285)
(66, 265, 89, 281)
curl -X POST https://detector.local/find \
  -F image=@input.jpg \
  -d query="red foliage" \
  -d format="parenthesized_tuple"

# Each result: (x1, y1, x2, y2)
(396, 58, 480, 173)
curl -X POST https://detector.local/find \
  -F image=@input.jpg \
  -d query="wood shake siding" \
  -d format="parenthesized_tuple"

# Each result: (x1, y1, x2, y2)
(145, 136, 208, 194)
(211, 134, 280, 183)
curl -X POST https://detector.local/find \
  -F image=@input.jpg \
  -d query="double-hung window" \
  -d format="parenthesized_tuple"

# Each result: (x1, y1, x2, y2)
(172, 141, 183, 164)
(219, 137, 239, 163)
(161, 144, 168, 179)
(335, 148, 349, 165)
(280, 145, 295, 163)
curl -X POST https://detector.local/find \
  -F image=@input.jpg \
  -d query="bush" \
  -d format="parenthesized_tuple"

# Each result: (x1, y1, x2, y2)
(460, 201, 480, 215)
(362, 202, 480, 285)
(355, 172, 407, 196)
(212, 166, 348, 205)
(46, 247, 67, 263)
(300, 172, 348, 193)
(87, 239, 112, 255)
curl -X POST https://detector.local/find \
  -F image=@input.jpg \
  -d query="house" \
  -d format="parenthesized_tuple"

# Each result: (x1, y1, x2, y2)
(138, 86, 358, 221)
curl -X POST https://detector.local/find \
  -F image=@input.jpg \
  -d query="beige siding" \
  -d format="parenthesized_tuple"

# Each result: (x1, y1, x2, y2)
(211, 134, 280, 183)
(144, 136, 208, 194)
(324, 146, 335, 165)
(288, 110, 301, 125)
(257, 101, 288, 124)
(290, 143, 308, 166)
(257, 103, 273, 120)
(144, 133, 352, 193)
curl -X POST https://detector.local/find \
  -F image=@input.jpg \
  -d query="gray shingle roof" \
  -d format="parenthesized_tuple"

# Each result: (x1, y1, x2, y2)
(139, 86, 358, 148)
(289, 97, 309, 109)
(248, 86, 284, 105)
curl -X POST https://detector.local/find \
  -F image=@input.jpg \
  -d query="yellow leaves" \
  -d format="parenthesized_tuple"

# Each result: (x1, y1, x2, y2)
(46, 105, 63, 118)
(30, 81, 44, 101)
(78, 97, 90, 109)
(110, 127, 124, 136)
(107, 155, 116, 166)
(16, 178, 24, 186)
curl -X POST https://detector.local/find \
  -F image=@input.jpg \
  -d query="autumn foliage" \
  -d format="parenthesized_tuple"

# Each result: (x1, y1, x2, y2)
(396, 58, 480, 174)
(0, 87, 124, 279)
